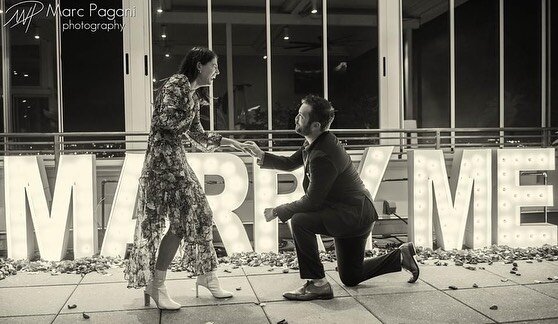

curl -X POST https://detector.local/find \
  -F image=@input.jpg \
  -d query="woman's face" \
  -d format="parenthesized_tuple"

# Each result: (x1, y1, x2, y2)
(196, 57, 220, 87)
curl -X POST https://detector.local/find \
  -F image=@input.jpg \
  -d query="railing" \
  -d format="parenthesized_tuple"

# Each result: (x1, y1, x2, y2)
(0, 127, 557, 164)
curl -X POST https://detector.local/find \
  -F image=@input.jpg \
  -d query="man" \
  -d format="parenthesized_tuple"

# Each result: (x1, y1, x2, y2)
(242, 95, 419, 301)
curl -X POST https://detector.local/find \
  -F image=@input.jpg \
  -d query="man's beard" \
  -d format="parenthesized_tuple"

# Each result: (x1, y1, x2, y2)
(295, 123, 311, 136)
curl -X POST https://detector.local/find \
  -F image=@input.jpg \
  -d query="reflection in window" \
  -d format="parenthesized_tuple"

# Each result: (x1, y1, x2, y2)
(327, 0, 378, 130)
(13, 97, 54, 132)
(7, 0, 58, 134)
(12, 46, 41, 86)
(152, 0, 208, 127)
(271, 0, 324, 131)
(212, 0, 268, 131)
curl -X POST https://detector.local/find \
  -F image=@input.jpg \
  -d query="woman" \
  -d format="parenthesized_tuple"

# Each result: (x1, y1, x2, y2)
(125, 47, 243, 310)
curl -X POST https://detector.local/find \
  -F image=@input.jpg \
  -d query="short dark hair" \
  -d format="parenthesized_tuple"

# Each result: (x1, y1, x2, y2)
(302, 94, 335, 131)
(178, 46, 217, 102)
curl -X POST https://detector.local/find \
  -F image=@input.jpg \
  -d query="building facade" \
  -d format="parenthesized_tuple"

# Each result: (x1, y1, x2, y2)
(1, 0, 557, 256)
(2, 0, 556, 135)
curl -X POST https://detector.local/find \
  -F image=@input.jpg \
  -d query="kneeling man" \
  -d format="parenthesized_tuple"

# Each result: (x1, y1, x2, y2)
(243, 95, 419, 301)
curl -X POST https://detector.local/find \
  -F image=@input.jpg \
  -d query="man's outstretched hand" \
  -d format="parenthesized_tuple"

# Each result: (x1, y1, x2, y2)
(242, 141, 264, 160)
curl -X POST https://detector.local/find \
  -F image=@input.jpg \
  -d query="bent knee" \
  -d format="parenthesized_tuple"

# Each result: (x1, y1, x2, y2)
(290, 213, 309, 227)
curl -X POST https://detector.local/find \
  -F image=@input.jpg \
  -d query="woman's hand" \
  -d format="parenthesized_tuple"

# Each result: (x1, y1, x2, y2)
(241, 141, 264, 160)
(221, 137, 245, 152)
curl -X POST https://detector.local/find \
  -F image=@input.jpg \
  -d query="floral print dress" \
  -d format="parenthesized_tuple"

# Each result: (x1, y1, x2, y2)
(125, 74, 222, 288)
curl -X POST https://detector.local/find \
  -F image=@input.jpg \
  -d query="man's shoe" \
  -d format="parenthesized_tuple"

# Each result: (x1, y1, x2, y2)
(400, 242, 420, 283)
(283, 281, 334, 301)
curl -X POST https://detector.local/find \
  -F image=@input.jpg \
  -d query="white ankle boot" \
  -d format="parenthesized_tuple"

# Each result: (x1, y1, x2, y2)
(144, 270, 181, 310)
(195, 271, 233, 299)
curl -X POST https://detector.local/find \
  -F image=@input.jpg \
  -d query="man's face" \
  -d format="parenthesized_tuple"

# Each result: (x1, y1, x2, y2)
(294, 103, 313, 136)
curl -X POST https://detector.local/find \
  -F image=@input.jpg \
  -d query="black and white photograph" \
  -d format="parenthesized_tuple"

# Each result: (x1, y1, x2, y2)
(0, 0, 557, 323)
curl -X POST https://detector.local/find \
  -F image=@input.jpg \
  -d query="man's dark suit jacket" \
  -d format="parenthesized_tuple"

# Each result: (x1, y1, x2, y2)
(260, 131, 375, 223)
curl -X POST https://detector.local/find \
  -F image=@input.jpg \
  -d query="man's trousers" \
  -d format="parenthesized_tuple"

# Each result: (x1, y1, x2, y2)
(290, 196, 402, 286)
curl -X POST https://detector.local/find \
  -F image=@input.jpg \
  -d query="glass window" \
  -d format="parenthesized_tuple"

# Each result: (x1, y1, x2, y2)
(212, 1, 268, 131)
(4, 0, 58, 154)
(13, 97, 52, 132)
(504, 0, 542, 128)
(455, 0, 499, 147)
(504, 0, 542, 147)
(327, 0, 379, 130)
(0, 9, 3, 133)
(271, 0, 324, 131)
(58, 0, 125, 158)
(60, 0, 125, 132)
(6, 0, 58, 134)
(455, 0, 499, 128)
(152, 0, 208, 127)
(551, 0, 558, 129)
(403, 0, 450, 129)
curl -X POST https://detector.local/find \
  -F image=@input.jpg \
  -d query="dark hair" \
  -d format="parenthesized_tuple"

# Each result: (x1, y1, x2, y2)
(302, 94, 335, 131)
(178, 46, 217, 102)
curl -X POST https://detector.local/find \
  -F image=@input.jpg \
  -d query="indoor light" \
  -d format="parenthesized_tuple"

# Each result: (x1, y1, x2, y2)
(283, 26, 290, 40)
(311, 0, 318, 14)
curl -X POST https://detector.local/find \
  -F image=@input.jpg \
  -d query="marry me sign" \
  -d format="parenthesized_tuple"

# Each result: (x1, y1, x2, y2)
(4, 147, 557, 261)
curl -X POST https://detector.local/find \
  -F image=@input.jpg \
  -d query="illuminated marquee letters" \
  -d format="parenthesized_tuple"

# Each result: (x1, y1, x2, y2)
(5, 155, 97, 261)
(496, 149, 557, 247)
(101, 153, 144, 257)
(253, 153, 327, 253)
(408, 149, 492, 249)
(187, 153, 252, 253)
(3, 147, 557, 261)
(253, 153, 304, 253)
(102, 153, 253, 257)
(357, 146, 394, 249)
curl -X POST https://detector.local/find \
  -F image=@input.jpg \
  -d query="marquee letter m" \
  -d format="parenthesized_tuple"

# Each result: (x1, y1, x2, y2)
(5, 155, 97, 261)
(408, 149, 492, 249)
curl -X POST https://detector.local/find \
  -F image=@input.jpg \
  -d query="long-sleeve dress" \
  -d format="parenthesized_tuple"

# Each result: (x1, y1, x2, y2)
(125, 74, 222, 288)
